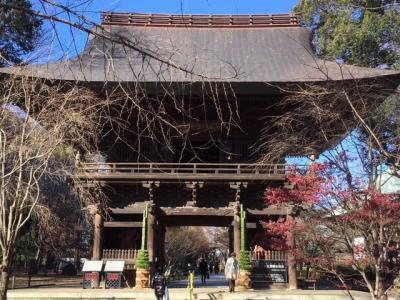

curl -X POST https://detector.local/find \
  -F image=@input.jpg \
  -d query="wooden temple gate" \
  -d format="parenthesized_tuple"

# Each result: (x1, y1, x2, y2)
(10, 10, 393, 290)
(79, 162, 298, 289)
(0, 1, 397, 289)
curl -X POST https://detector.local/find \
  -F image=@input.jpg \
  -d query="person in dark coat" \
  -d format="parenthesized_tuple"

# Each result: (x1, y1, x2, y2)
(214, 261, 219, 275)
(152, 266, 167, 300)
(199, 258, 208, 284)
(209, 262, 214, 274)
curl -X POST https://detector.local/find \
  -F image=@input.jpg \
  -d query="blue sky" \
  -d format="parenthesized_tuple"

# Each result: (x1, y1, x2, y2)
(86, 1, 299, 19)
(31, 0, 300, 61)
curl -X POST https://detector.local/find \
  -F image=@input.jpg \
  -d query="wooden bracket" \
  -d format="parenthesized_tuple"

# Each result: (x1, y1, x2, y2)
(185, 181, 204, 206)
(229, 182, 248, 204)
(142, 181, 160, 203)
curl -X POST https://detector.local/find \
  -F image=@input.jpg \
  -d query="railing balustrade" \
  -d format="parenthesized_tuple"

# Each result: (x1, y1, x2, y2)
(251, 250, 287, 261)
(78, 162, 287, 177)
(102, 249, 138, 263)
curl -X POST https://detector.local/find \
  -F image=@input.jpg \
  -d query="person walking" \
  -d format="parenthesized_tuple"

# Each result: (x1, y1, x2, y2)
(214, 261, 219, 275)
(209, 261, 214, 275)
(224, 252, 239, 292)
(199, 258, 208, 285)
(152, 266, 167, 300)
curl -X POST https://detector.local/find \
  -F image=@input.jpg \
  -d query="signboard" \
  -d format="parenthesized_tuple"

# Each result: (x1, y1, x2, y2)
(106, 273, 121, 281)
(84, 272, 98, 281)
(104, 260, 125, 272)
(82, 260, 103, 272)
(83, 272, 100, 289)
(252, 260, 287, 283)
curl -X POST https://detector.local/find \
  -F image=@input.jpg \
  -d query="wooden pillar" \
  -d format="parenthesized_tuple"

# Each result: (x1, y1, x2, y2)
(287, 216, 297, 289)
(147, 207, 156, 263)
(230, 182, 247, 255)
(92, 212, 103, 260)
(142, 181, 159, 265)
(233, 203, 241, 254)
(156, 223, 166, 266)
(228, 226, 234, 254)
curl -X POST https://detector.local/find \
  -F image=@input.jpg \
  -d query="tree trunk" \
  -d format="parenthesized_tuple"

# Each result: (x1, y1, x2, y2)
(0, 259, 11, 300)
(375, 271, 386, 300)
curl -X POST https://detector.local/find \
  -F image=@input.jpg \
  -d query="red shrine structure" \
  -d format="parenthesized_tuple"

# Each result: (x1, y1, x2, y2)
(2, 13, 399, 288)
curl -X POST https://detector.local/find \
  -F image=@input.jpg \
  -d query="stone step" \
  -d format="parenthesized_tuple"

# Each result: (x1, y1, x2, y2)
(7, 288, 383, 300)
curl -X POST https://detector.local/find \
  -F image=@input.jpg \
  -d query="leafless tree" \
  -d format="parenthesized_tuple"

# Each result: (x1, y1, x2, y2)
(0, 0, 242, 164)
(164, 227, 210, 277)
(0, 76, 110, 299)
(256, 77, 399, 173)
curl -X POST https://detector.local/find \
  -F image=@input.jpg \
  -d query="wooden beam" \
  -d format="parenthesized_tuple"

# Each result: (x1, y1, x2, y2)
(161, 216, 231, 227)
(162, 207, 233, 216)
(110, 205, 291, 216)
(246, 222, 267, 229)
(248, 205, 291, 215)
(104, 221, 143, 228)
(111, 207, 145, 214)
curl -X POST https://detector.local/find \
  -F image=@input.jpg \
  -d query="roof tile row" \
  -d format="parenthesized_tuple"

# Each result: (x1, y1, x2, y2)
(102, 12, 302, 28)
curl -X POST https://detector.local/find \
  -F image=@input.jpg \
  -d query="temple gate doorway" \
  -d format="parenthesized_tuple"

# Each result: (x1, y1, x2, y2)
(163, 225, 229, 288)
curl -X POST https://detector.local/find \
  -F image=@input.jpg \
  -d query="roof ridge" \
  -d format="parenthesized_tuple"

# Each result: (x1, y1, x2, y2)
(102, 12, 302, 28)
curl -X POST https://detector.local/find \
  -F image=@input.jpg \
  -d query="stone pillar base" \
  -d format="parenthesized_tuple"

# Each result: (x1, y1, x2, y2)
(237, 270, 252, 290)
(135, 268, 150, 288)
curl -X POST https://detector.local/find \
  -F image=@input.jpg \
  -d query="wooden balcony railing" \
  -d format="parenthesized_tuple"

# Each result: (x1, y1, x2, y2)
(77, 162, 286, 182)
(251, 249, 287, 261)
(102, 249, 138, 264)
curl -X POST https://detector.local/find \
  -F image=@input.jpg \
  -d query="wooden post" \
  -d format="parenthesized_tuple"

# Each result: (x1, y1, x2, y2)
(287, 215, 297, 289)
(233, 203, 241, 254)
(229, 182, 247, 254)
(240, 204, 246, 251)
(228, 226, 234, 254)
(156, 223, 166, 266)
(92, 212, 103, 260)
(141, 205, 148, 250)
(147, 206, 155, 263)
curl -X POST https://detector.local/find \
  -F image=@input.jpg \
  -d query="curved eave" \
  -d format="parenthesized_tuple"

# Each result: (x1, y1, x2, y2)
(1, 60, 399, 85)
(1, 25, 399, 86)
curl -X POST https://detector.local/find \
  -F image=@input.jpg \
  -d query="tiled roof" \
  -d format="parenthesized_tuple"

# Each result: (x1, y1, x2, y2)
(102, 13, 302, 28)
(1, 13, 399, 86)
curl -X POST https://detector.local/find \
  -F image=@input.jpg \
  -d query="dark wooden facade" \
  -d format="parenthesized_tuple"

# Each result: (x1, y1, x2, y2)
(75, 13, 398, 289)
(3, 11, 399, 289)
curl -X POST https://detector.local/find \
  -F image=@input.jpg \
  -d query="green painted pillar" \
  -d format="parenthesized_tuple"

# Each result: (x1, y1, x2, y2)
(141, 204, 148, 250)
(240, 204, 246, 251)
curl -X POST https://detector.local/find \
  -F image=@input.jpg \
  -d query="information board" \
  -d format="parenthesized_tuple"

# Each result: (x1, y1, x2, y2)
(252, 260, 287, 283)
(104, 260, 125, 272)
(82, 260, 103, 272)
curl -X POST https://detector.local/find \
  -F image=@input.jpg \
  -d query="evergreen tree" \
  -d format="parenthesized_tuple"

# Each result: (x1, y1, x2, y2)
(294, 0, 400, 68)
(295, 0, 400, 171)
(0, 0, 42, 67)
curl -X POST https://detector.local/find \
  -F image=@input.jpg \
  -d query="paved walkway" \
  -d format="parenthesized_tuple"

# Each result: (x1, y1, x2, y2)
(8, 287, 393, 300)
(7, 275, 400, 300)
(169, 273, 228, 289)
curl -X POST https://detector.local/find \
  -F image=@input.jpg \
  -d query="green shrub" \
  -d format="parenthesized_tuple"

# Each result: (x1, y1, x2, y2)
(239, 250, 252, 271)
(136, 250, 150, 269)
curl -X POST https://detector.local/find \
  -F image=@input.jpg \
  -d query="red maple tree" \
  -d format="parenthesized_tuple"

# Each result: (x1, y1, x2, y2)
(265, 157, 400, 300)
